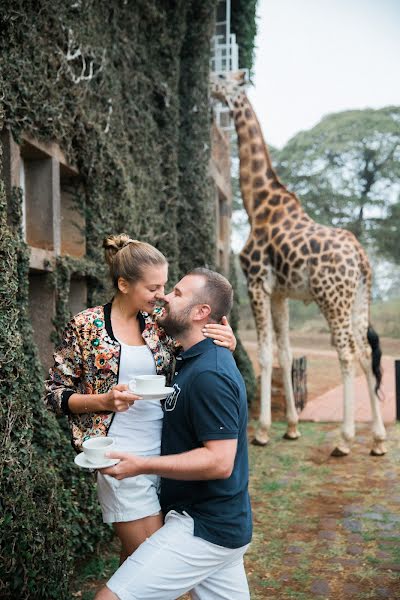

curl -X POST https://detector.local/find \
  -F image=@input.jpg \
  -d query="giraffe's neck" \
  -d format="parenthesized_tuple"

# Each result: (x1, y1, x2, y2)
(232, 93, 299, 222)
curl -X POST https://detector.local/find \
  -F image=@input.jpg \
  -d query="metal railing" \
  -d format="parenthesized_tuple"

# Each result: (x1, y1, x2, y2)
(210, 0, 239, 131)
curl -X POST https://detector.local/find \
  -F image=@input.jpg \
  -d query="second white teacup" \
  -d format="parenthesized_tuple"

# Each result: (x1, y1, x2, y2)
(128, 374, 166, 395)
(82, 436, 115, 464)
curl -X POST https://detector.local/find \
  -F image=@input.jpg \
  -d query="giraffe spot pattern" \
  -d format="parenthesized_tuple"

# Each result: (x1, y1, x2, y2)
(251, 143, 263, 154)
(251, 159, 264, 172)
(269, 194, 281, 206)
(248, 125, 258, 138)
(256, 207, 270, 222)
(270, 209, 284, 224)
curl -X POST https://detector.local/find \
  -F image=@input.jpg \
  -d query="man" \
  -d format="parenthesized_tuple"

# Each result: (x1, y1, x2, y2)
(96, 267, 252, 600)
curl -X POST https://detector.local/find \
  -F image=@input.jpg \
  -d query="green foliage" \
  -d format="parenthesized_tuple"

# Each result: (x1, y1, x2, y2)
(229, 253, 256, 404)
(177, 1, 217, 274)
(276, 107, 400, 254)
(1, 178, 115, 600)
(374, 199, 400, 263)
(231, 0, 258, 75)
(0, 1, 233, 597)
(370, 297, 400, 338)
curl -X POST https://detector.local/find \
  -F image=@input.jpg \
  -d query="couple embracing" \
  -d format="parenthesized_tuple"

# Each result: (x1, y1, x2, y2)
(45, 234, 252, 600)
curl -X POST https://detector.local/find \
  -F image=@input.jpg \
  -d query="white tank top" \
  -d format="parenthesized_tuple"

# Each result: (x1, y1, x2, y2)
(107, 341, 163, 455)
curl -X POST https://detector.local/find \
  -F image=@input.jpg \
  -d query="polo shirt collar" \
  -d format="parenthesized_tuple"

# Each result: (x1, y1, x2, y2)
(179, 337, 214, 360)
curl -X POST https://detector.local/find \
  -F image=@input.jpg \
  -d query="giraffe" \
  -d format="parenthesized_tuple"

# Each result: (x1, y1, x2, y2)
(210, 71, 387, 456)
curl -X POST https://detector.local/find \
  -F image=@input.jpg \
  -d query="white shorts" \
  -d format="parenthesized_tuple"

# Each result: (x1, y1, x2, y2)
(97, 471, 161, 524)
(106, 511, 250, 600)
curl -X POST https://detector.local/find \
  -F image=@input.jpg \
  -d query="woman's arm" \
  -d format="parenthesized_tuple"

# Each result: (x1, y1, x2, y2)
(44, 318, 85, 416)
(44, 320, 140, 416)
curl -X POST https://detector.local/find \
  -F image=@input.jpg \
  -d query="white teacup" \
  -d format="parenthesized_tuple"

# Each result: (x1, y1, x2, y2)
(128, 374, 166, 395)
(82, 436, 115, 464)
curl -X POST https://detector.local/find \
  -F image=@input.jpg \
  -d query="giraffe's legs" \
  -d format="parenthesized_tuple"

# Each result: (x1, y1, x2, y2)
(352, 301, 387, 455)
(331, 352, 356, 456)
(322, 312, 357, 456)
(250, 285, 273, 446)
(359, 351, 387, 455)
(271, 295, 300, 440)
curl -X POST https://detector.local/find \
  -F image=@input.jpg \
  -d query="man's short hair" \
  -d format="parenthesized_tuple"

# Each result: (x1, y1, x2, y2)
(187, 267, 233, 323)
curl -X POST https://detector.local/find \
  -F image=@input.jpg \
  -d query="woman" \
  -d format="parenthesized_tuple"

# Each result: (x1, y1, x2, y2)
(45, 234, 236, 562)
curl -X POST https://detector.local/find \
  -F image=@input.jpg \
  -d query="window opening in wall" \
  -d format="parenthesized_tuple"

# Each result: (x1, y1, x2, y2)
(28, 271, 55, 372)
(60, 165, 85, 258)
(20, 141, 56, 252)
(69, 277, 88, 316)
(19, 156, 27, 239)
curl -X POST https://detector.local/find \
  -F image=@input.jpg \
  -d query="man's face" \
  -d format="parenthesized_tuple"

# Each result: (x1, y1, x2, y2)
(158, 275, 207, 338)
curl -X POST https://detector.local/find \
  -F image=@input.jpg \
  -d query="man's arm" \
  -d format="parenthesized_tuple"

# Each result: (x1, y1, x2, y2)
(101, 438, 237, 481)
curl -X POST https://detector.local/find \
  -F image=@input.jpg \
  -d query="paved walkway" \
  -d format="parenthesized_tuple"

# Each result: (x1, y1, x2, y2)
(299, 356, 396, 423)
(243, 340, 398, 423)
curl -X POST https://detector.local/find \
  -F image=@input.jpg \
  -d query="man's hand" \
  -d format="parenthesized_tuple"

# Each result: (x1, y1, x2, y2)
(100, 451, 147, 479)
(202, 316, 237, 351)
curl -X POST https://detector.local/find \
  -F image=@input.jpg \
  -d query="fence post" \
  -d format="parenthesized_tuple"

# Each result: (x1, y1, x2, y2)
(292, 356, 307, 412)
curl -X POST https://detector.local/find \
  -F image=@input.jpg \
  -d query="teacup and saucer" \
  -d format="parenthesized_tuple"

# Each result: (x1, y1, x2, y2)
(128, 375, 173, 400)
(74, 436, 120, 470)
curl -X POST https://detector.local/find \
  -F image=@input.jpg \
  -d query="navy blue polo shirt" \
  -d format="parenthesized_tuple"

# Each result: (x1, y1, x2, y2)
(160, 337, 252, 549)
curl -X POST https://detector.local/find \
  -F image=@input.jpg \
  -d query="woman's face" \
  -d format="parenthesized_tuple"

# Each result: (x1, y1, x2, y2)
(121, 263, 168, 313)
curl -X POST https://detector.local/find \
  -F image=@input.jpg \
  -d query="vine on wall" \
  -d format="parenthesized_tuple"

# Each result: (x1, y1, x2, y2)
(0, 2, 257, 597)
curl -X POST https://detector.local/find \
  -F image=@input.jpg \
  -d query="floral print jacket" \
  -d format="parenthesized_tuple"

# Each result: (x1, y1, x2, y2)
(44, 303, 179, 452)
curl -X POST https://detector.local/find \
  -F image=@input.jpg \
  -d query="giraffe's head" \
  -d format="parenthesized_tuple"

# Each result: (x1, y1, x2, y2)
(210, 70, 248, 110)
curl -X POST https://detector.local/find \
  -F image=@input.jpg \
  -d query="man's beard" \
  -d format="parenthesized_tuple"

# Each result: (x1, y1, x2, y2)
(158, 306, 192, 339)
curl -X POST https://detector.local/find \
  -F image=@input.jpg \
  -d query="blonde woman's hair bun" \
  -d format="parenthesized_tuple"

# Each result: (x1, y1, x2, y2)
(103, 234, 138, 266)
(102, 233, 167, 287)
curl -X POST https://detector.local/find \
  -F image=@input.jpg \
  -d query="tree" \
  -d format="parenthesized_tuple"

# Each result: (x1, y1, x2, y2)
(275, 107, 400, 256)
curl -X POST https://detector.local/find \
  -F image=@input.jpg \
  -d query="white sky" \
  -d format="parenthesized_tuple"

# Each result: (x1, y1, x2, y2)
(247, 0, 400, 149)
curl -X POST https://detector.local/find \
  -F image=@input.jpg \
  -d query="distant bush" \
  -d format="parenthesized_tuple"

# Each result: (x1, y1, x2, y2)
(371, 298, 400, 338)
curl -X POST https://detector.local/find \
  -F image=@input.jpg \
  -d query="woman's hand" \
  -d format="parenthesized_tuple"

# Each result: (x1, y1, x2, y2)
(102, 384, 142, 412)
(202, 316, 237, 352)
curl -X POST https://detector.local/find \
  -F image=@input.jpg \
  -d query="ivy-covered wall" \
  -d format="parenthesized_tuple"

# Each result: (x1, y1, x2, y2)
(0, 2, 257, 598)
(0, 2, 219, 598)
(231, 0, 258, 74)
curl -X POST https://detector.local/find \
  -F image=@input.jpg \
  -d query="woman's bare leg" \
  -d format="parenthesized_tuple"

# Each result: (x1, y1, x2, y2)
(113, 512, 163, 563)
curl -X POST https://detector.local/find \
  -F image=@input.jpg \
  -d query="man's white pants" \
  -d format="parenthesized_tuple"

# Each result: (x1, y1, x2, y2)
(107, 510, 250, 600)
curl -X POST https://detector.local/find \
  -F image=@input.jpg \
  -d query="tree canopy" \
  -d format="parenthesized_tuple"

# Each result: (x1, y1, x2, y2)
(275, 106, 400, 258)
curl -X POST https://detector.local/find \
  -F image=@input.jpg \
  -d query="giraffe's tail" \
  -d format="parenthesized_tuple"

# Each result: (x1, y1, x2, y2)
(367, 325, 383, 395)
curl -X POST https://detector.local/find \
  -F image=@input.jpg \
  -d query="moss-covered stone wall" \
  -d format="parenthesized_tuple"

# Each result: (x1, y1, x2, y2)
(0, 3, 220, 598)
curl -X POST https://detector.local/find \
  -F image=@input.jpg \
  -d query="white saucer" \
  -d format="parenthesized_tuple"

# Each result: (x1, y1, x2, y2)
(135, 386, 174, 400)
(74, 452, 120, 470)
